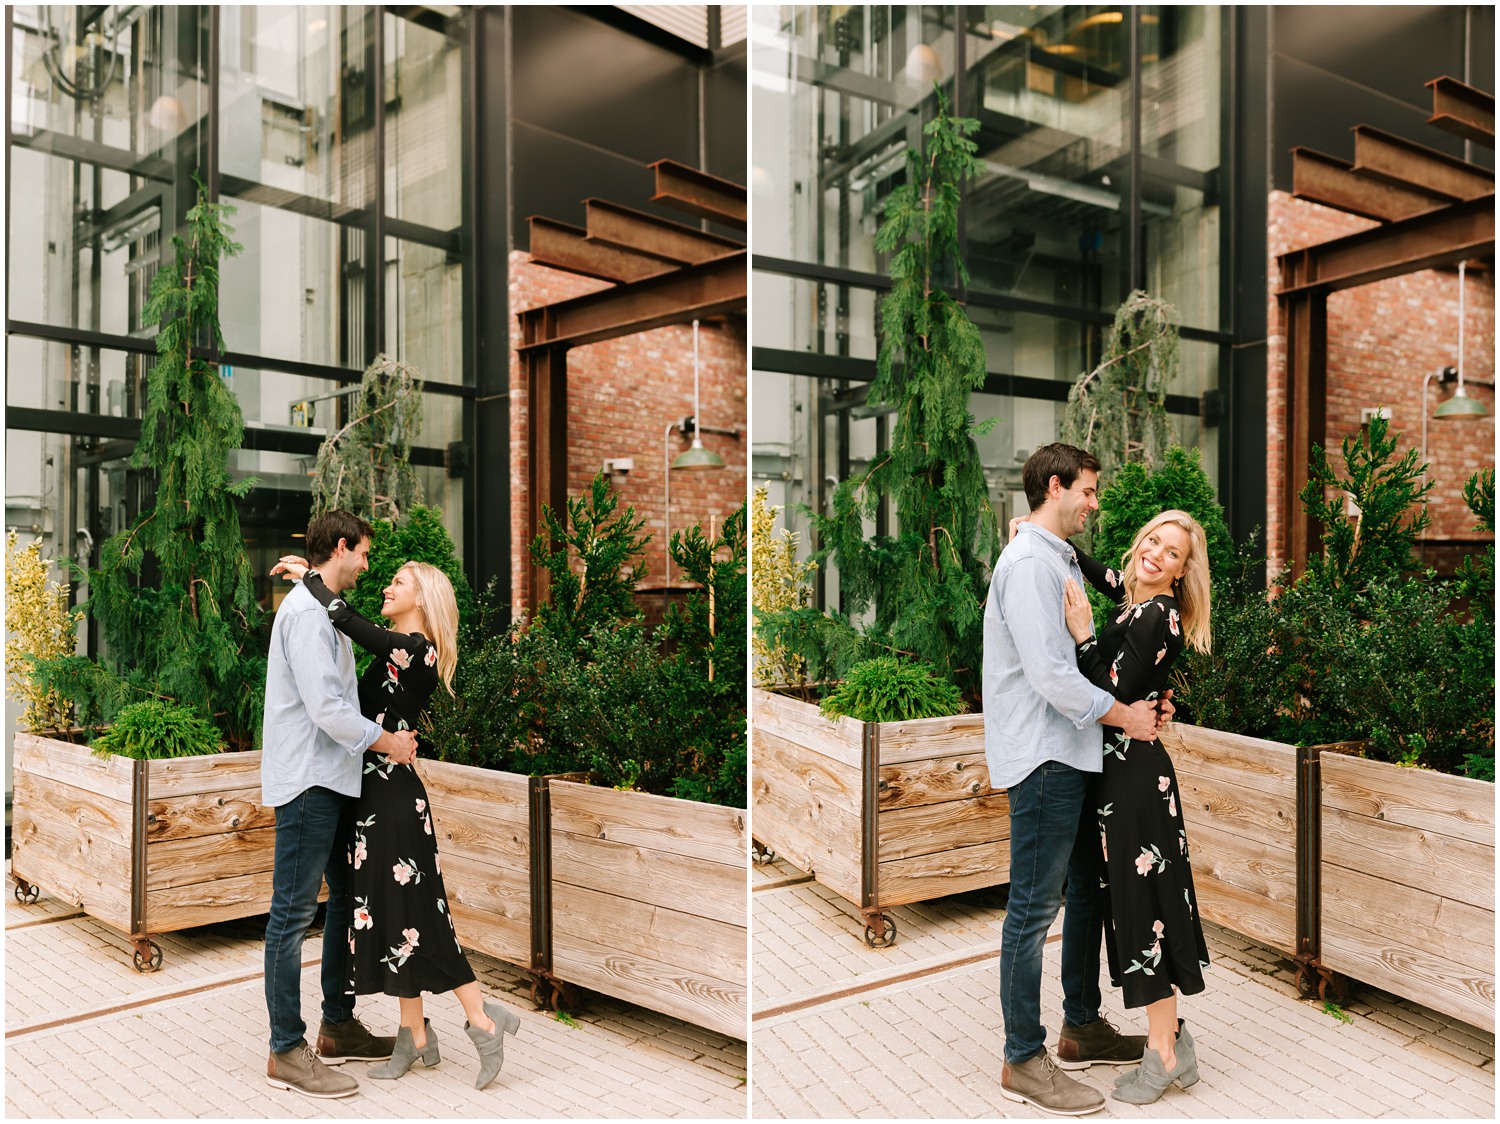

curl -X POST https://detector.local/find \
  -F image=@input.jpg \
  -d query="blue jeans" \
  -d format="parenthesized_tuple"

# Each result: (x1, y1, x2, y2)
(999, 761, 1105, 1064)
(265, 786, 356, 1054)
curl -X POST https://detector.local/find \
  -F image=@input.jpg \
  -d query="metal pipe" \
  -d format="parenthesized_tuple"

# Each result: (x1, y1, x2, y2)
(663, 420, 680, 585)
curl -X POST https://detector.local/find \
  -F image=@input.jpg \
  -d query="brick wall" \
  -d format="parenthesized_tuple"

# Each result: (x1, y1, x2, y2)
(1266, 191, 1495, 575)
(508, 251, 748, 618)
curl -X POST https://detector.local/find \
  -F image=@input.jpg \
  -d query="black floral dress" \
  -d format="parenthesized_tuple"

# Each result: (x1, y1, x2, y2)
(303, 572, 476, 999)
(1076, 552, 1209, 1009)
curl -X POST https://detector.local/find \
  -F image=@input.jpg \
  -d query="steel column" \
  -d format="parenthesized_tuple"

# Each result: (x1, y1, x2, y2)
(1280, 278, 1326, 580)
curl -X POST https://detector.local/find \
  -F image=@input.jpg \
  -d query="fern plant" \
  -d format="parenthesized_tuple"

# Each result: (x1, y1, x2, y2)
(819, 656, 966, 723)
(91, 699, 225, 760)
(310, 353, 424, 525)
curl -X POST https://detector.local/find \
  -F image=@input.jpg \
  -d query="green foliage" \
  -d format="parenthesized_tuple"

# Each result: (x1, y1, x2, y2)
(1093, 447, 1234, 578)
(310, 354, 424, 524)
(90, 699, 225, 760)
(4, 533, 83, 732)
(530, 473, 650, 644)
(819, 656, 966, 723)
(1320, 999, 1353, 1025)
(24, 656, 141, 729)
(1454, 467, 1494, 627)
(1299, 412, 1431, 598)
(750, 488, 817, 693)
(800, 92, 998, 704)
(1062, 290, 1178, 496)
(57, 177, 265, 751)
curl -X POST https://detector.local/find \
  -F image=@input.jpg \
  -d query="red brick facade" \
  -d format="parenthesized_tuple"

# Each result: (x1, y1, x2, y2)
(507, 251, 748, 618)
(1266, 191, 1495, 576)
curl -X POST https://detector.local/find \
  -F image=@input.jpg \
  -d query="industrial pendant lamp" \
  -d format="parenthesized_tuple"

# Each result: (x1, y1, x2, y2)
(1434, 261, 1489, 419)
(672, 320, 726, 469)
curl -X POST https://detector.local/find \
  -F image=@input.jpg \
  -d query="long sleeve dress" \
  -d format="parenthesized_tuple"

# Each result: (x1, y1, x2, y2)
(302, 572, 477, 999)
(1075, 551, 1209, 1009)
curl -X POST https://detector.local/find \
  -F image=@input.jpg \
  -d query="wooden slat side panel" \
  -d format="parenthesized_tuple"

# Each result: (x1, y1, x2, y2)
(147, 788, 276, 842)
(13, 733, 134, 801)
(416, 761, 530, 831)
(10, 789, 133, 930)
(145, 826, 278, 890)
(147, 751, 262, 796)
(1321, 753, 1494, 845)
(1161, 724, 1298, 793)
(876, 714, 987, 765)
(876, 838, 1010, 907)
(1194, 868, 1298, 956)
(876, 793, 1010, 863)
(879, 752, 1000, 809)
(1321, 916, 1495, 1033)
(1321, 865, 1494, 984)
(551, 833, 746, 928)
(750, 689, 863, 768)
(427, 801, 531, 867)
(1176, 767, 1298, 848)
(553, 883, 746, 988)
(10, 768, 132, 844)
(145, 871, 325, 933)
(748, 729, 862, 900)
(1323, 806, 1494, 911)
(1184, 823, 1298, 909)
(550, 780, 746, 868)
(552, 929, 747, 1040)
(442, 852, 532, 969)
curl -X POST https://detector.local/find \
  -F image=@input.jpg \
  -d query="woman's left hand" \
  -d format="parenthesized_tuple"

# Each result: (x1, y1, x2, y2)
(1064, 578, 1094, 644)
(270, 555, 310, 581)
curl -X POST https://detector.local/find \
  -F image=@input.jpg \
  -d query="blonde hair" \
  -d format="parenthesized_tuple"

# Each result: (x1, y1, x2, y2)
(1119, 510, 1212, 654)
(399, 561, 459, 695)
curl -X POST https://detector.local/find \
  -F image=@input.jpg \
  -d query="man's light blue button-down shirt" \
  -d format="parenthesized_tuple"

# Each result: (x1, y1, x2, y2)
(260, 580, 381, 808)
(982, 521, 1116, 790)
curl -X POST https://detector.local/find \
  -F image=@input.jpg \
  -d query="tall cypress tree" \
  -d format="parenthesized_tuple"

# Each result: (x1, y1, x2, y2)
(810, 93, 999, 702)
(84, 177, 265, 750)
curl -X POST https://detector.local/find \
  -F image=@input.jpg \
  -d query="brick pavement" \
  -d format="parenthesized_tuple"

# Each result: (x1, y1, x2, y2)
(751, 858, 1495, 1119)
(5, 871, 747, 1119)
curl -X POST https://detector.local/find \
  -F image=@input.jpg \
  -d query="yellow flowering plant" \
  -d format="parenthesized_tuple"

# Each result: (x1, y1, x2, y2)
(750, 487, 816, 694)
(4, 532, 83, 732)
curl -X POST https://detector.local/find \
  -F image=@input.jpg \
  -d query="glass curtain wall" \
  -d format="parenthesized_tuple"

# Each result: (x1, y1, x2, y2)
(6, 5, 471, 631)
(751, 5, 1231, 603)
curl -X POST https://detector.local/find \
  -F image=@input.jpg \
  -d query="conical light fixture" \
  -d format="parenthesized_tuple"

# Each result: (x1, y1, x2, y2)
(1435, 261, 1489, 419)
(672, 320, 725, 470)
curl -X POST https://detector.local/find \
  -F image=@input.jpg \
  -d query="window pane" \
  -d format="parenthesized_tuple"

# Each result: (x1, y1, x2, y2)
(385, 13, 462, 231)
(385, 238, 465, 386)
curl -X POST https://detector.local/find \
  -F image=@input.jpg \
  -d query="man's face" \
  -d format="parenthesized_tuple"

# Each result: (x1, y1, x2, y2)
(327, 536, 371, 592)
(1052, 469, 1099, 536)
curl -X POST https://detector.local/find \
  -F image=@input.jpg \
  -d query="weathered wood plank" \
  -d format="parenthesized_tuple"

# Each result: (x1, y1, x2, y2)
(11, 769, 132, 844)
(1321, 915, 1495, 1033)
(551, 833, 746, 928)
(1192, 864, 1298, 955)
(1176, 766, 1298, 848)
(148, 751, 263, 797)
(1321, 864, 1493, 981)
(552, 929, 747, 1039)
(1321, 752, 1494, 845)
(441, 852, 532, 968)
(879, 752, 1000, 810)
(1185, 824, 1298, 909)
(877, 793, 1010, 863)
(876, 838, 1009, 907)
(427, 802, 531, 867)
(553, 882, 746, 986)
(1323, 805, 1494, 911)
(145, 869, 283, 932)
(876, 713, 987, 766)
(550, 781, 746, 868)
(13, 733, 134, 802)
(146, 787, 276, 842)
(145, 826, 278, 890)
(417, 761, 530, 831)
(749, 730, 862, 900)
(10, 795, 133, 930)
(1162, 724, 1298, 795)
(751, 689, 863, 769)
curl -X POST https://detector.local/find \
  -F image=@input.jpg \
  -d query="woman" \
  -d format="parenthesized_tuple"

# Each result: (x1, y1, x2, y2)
(272, 556, 520, 1090)
(1063, 511, 1212, 1105)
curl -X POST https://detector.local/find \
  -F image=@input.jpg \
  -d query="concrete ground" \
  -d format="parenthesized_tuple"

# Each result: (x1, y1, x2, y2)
(751, 857, 1496, 1120)
(5, 868, 747, 1119)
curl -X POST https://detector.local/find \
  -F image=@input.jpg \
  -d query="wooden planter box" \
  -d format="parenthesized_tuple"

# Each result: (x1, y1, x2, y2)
(751, 688, 1009, 945)
(415, 759, 532, 970)
(1160, 723, 1299, 955)
(1319, 751, 1495, 1032)
(10, 731, 277, 969)
(547, 779, 747, 1039)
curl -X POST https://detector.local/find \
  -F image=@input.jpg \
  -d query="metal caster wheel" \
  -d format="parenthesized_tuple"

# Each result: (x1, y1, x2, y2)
(133, 941, 163, 973)
(751, 841, 777, 865)
(14, 880, 40, 904)
(863, 915, 897, 948)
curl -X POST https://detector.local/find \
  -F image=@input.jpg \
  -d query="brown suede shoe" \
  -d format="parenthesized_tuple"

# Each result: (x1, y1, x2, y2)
(1056, 1014, 1148, 1069)
(267, 1041, 359, 1099)
(316, 1016, 397, 1064)
(1001, 1049, 1105, 1116)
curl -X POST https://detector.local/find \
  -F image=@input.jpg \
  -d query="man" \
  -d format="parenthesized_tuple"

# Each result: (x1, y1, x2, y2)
(984, 444, 1162, 1116)
(262, 510, 417, 1099)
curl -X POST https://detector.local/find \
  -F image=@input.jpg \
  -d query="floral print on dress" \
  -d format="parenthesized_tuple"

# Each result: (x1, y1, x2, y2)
(392, 858, 424, 886)
(381, 927, 421, 972)
(1124, 920, 1166, 977)
(353, 897, 373, 929)
(352, 815, 374, 869)
(1135, 844, 1168, 876)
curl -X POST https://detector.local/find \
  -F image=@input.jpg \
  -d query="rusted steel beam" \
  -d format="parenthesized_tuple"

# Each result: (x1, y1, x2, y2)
(522, 343, 569, 611)
(649, 159, 748, 229)
(1350, 125, 1493, 201)
(1277, 193, 1495, 296)
(527, 217, 670, 283)
(583, 199, 744, 264)
(1290, 147, 1446, 223)
(1426, 76, 1495, 149)
(1281, 283, 1327, 582)
(517, 251, 746, 352)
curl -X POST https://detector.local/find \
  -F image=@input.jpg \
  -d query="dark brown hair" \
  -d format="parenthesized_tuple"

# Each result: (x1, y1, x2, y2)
(1021, 443, 1102, 511)
(306, 510, 375, 566)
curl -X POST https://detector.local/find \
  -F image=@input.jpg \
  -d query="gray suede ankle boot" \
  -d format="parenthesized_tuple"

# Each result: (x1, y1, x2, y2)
(1111, 1023, 1198, 1103)
(368, 1021, 440, 1080)
(466, 999, 521, 1090)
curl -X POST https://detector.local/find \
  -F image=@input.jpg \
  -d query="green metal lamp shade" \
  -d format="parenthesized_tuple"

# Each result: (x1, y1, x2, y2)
(671, 441, 725, 470)
(1434, 390, 1489, 419)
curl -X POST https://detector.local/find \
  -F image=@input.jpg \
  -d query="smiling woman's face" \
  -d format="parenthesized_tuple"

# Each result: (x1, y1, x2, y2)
(1134, 522, 1190, 596)
(382, 567, 419, 620)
